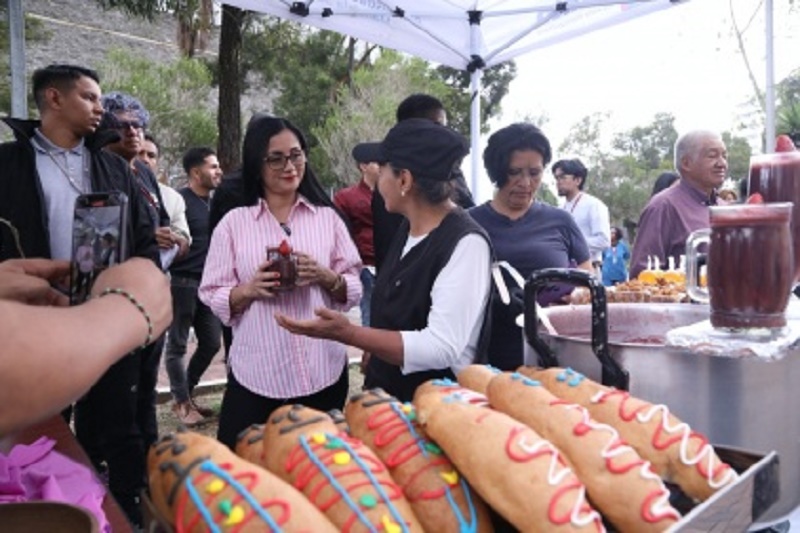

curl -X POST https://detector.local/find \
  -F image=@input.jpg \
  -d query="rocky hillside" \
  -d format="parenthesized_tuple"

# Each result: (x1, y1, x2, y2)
(4, 0, 270, 136)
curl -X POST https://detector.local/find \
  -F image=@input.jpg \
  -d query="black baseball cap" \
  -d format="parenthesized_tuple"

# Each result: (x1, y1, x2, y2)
(378, 118, 469, 181)
(352, 142, 383, 164)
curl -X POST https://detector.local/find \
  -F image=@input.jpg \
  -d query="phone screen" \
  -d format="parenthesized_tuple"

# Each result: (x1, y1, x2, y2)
(70, 192, 129, 305)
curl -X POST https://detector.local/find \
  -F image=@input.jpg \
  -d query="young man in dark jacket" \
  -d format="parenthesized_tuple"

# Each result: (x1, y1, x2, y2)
(0, 64, 159, 527)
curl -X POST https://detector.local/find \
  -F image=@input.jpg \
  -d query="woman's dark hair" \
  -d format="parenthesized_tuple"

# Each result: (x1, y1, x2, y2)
(651, 171, 679, 197)
(241, 116, 336, 212)
(389, 164, 454, 205)
(483, 123, 552, 189)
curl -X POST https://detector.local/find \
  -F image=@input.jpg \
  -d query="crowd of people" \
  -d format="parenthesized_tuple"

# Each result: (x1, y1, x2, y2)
(0, 62, 741, 529)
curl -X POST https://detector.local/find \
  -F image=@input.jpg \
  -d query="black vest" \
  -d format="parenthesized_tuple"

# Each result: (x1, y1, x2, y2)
(365, 208, 492, 402)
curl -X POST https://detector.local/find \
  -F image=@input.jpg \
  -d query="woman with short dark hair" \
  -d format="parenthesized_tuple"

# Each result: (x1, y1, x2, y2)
(470, 122, 591, 371)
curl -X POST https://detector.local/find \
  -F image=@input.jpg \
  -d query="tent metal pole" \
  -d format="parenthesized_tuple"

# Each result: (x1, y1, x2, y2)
(470, 67, 482, 197)
(8, 0, 27, 119)
(764, 0, 775, 153)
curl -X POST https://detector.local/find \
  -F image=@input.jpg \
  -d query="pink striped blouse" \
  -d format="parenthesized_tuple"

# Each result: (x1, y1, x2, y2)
(199, 197, 362, 398)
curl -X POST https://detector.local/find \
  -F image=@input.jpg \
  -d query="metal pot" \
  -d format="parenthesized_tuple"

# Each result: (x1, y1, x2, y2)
(522, 268, 800, 524)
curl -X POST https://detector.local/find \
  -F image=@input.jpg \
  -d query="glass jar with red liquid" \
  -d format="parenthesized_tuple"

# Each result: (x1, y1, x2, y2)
(265, 239, 297, 291)
(748, 151, 800, 282)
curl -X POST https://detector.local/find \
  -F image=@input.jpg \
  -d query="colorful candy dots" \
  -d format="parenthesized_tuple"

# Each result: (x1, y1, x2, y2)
(218, 500, 245, 526)
(333, 451, 352, 465)
(205, 479, 225, 494)
(400, 403, 416, 421)
(440, 470, 459, 486)
(310, 432, 327, 445)
(382, 515, 402, 533)
(424, 442, 442, 455)
(359, 494, 377, 509)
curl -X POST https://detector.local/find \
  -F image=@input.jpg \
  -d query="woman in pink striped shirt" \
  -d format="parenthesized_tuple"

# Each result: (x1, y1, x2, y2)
(199, 116, 362, 449)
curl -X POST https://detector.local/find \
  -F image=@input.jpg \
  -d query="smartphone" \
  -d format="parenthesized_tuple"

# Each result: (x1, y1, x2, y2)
(70, 192, 130, 305)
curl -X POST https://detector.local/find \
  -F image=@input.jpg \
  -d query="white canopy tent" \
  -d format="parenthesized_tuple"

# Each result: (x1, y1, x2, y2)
(224, 0, 690, 192)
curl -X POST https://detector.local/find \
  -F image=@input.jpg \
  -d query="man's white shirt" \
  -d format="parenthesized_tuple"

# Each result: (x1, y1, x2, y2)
(562, 192, 611, 263)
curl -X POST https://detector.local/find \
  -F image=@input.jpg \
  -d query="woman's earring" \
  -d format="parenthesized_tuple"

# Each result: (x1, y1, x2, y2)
(400, 189, 406, 197)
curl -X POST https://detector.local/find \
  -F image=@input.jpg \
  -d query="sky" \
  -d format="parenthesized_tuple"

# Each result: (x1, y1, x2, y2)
(467, 0, 799, 202)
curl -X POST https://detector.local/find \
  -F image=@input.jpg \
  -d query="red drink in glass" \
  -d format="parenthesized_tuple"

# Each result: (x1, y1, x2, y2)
(748, 152, 800, 282)
(687, 203, 794, 329)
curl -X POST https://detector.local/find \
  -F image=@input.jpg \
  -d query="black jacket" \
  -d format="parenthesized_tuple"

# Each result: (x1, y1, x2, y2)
(364, 208, 492, 402)
(0, 117, 158, 262)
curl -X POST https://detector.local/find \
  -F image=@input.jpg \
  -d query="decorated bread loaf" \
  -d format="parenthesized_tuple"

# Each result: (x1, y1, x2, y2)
(413, 385, 604, 532)
(345, 388, 493, 532)
(456, 364, 501, 395)
(235, 423, 266, 465)
(262, 404, 424, 532)
(487, 371, 681, 531)
(413, 378, 489, 425)
(518, 366, 737, 502)
(147, 428, 336, 532)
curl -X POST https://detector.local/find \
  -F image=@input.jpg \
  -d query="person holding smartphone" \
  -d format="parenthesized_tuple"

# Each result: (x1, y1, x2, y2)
(0, 258, 171, 437)
(0, 64, 159, 527)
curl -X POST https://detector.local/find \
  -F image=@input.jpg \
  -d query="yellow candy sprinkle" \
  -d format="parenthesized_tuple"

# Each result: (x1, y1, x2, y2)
(224, 505, 245, 525)
(401, 403, 413, 413)
(333, 451, 351, 465)
(206, 479, 225, 494)
(382, 515, 401, 533)
(440, 470, 459, 486)
(311, 433, 327, 445)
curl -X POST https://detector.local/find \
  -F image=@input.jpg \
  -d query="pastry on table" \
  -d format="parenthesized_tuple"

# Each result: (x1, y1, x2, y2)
(487, 371, 680, 531)
(262, 404, 424, 532)
(346, 388, 493, 532)
(147, 428, 336, 532)
(518, 366, 737, 502)
(414, 385, 604, 532)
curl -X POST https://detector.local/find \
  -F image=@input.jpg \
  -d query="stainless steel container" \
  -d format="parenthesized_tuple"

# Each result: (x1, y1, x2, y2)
(522, 268, 800, 524)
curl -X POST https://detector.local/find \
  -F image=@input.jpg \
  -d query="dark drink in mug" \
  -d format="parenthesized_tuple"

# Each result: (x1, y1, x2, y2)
(686, 203, 793, 329)
(748, 152, 800, 282)
(265, 239, 297, 291)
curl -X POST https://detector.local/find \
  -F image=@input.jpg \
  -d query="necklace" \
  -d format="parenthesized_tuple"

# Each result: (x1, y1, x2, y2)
(568, 192, 583, 214)
(34, 137, 89, 194)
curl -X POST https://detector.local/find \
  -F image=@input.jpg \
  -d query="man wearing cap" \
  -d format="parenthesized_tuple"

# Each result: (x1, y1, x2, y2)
(277, 119, 492, 403)
(334, 142, 380, 326)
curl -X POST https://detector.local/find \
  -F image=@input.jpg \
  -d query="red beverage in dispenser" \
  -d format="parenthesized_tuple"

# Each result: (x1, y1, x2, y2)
(748, 152, 800, 282)
(687, 203, 794, 329)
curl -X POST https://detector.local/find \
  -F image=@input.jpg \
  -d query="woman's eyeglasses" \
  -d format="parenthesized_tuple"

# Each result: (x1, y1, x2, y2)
(264, 152, 305, 170)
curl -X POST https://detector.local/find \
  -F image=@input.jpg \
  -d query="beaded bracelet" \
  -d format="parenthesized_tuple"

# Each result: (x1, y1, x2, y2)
(97, 287, 154, 350)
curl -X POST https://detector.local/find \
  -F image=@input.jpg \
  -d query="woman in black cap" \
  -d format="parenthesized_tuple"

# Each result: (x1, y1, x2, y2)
(469, 123, 591, 371)
(277, 118, 493, 402)
(199, 116, 362, 449)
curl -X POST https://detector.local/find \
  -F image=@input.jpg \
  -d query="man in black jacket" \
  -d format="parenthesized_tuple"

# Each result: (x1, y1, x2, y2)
(0, 64, 159, 527)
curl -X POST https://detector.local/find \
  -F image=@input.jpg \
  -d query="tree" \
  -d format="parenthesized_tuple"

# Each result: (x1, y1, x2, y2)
(777, 68, 800, 145)
(722, 131, 753, 182)
(312, 51, 453, 188)
(99, 49, 217, 177)
(0, 9, 49, 118)
(94, 0, 244, 171)
(435, 61, 517, 138)
(216, 4, 245, 172)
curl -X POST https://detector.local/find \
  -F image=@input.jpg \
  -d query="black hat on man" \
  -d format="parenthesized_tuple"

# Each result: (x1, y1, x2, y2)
(352, 142, 383, 164)
(379, 118, 469, 181)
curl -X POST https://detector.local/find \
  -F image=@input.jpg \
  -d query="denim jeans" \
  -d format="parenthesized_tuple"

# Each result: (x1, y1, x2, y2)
(165, 275, 222, 403)
(360, 267, 375, 326)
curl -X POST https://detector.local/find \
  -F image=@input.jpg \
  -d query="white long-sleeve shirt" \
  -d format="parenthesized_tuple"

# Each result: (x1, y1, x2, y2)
(562, 192, 610, 262)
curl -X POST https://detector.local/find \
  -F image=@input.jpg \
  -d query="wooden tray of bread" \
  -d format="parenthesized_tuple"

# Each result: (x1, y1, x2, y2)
(142, 365, 779, 532)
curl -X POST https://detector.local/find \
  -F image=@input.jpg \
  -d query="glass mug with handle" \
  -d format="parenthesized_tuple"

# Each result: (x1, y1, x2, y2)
(686, 203, 794, 329)
(748, 151, 800, 282)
